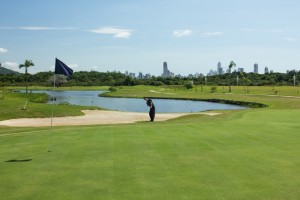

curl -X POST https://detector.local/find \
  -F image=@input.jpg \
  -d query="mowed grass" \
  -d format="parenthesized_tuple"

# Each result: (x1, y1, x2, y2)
(1, 109, 300, 200)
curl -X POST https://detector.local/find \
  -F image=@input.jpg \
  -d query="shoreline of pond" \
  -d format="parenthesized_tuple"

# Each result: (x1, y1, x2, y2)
(99, 92, 267, 108)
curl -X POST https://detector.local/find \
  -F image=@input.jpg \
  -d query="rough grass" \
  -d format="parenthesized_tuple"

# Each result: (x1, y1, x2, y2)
(0, 92, 102, 120)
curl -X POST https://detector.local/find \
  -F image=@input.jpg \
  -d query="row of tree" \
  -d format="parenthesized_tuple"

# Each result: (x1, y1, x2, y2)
(0, 60, 299, 87)
(1, 70, 299, 87)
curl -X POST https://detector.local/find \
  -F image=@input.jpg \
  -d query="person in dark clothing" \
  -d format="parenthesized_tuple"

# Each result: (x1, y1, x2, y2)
(144, 97, 155, 121)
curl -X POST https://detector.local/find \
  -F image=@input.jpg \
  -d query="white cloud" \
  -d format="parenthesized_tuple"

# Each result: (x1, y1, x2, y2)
(0, 26, 78, 31)
(286, 38, 298, 42)
(68, 64, 79, 69)
(241, 28, 255, 32)
(203, 32, 223, 36)
(0, 48, 8, 53)
(265, 29, 289, 33)
(173, 29, 192, 37)
(20, 26, 55, 30)
(19, 26, 78, 30)
(91, 66, 99, 70)
(2, 61, 18, 67)
(2, 61, 19, 71)
(87, 27, 133, 38)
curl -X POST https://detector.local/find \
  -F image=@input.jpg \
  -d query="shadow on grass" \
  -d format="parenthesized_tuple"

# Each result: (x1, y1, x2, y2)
(4, 151, 49, 163)
(5, 159, 32, 163)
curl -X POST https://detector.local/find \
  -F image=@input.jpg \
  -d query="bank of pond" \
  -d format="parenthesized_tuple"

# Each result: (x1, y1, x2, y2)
(18, 90, 266, 113)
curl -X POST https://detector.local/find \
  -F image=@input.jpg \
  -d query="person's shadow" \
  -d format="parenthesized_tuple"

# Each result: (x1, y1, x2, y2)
(4, 151, 48, 163)
(5, 159, 32, 163)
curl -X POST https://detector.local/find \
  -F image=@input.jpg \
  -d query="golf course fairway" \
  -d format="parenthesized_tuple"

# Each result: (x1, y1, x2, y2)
(0, 86, 300, 199)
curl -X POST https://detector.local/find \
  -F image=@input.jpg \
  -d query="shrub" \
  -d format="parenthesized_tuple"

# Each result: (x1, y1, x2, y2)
(185, 81, 193, 89)
(109, 86, 117, 92)
(210, 86, 217, 93)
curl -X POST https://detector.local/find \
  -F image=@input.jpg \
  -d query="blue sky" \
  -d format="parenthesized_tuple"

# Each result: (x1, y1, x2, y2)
(0, 0, 299, 76)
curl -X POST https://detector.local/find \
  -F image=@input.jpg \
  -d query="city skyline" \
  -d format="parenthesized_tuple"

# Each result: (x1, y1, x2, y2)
(1, 0, 300, 76)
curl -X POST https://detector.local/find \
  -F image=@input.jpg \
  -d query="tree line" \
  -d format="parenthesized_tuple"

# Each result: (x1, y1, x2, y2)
(0, 70, 299, 87)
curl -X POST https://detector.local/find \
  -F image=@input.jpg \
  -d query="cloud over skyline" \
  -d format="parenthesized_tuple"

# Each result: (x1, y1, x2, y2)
(173, 29, 192, 37)
(203, 32, 223, 36)
(1, 61, 19, 71)
(87, 27, 133, 38)
(0, 47, 8, 53)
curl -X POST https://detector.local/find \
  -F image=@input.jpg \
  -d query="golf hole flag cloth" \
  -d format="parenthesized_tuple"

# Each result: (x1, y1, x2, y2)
(55, 58, 73, 77)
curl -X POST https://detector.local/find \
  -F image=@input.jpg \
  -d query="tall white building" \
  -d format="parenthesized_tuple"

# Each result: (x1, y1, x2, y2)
(254, 63, 259, 73)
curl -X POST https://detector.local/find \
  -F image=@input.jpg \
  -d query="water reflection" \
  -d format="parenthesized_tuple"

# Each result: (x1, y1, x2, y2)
(27, 90, 246, 113)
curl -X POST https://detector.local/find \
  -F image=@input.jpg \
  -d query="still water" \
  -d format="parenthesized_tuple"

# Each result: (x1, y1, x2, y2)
(27, 90, 246, 113)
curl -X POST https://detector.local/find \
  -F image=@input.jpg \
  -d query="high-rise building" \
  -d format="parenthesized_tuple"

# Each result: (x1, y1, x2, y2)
(162, 62, 174, 77)
(138, 72, 143, 79)
(237, 68, 244, 72)
(217, 62, 223, 74)
(254, 63, 258, 73)
(207, 69, 218, 76)
(264, 66, 269, 74)
(163, 62, 168, 77)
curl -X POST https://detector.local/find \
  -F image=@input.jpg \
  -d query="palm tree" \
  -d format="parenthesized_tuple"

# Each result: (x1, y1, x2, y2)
(19, 60, 34, 93)
(228, 61, 236, 93)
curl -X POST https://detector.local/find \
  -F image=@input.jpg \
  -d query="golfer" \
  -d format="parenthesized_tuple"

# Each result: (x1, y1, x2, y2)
(144, 97, 155, 122)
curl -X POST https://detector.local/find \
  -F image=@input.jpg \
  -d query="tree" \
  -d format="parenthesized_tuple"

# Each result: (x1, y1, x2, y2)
(228, 61, 236, 92)
(19, 60, 34, 93)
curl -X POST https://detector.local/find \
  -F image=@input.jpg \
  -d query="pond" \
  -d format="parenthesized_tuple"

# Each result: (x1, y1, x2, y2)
(25, 90, 247, 113)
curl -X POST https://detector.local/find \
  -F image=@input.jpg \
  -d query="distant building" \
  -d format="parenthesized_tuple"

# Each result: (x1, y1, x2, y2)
(237, 68, 244, 72)
(264, 67, 269, 74)
(162, 62, 174, 77)
(163, 62, 168, 76)
(217, 62, 224, 74)
(207, 69, 218, 76)
(129, 73, 135, 78)
(194, 72, 201, 78)
(138, 72, 143, 79)
(145, 73, 151, 79)
(254, 63, 259, 73)
(199, 73, 205, 77)
(188, 74, 194, 78)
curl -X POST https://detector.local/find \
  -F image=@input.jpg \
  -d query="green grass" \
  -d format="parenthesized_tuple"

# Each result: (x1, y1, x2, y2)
(0, 91, 103, 120)
(1, 85, 300, 199)
(1, 109, 300, 199)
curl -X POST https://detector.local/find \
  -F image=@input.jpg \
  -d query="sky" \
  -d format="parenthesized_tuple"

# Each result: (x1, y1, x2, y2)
(0, 0, 299, 76)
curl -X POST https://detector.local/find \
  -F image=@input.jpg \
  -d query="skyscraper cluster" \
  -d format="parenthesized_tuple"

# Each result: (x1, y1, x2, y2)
(206, 62, 270, 76)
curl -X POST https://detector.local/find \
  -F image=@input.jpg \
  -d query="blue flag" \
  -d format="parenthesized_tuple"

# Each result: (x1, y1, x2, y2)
(55, 58, 73, 77)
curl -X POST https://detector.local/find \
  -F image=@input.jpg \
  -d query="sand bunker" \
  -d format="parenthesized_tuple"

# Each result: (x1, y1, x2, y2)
(0, 110, 220, 127)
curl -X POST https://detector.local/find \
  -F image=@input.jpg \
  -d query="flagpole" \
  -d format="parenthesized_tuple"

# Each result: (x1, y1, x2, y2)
(48, 60, 56, 152)
(48, 58, 73, 152)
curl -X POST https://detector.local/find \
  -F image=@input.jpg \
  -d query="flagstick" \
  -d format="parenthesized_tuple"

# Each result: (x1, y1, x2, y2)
(48, 73, 56, 152)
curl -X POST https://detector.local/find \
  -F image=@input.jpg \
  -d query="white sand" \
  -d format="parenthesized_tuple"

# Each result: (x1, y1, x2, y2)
(0, 110, 220, 127)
